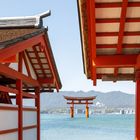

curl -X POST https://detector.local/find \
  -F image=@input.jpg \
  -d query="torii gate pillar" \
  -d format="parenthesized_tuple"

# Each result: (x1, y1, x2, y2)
(86, 102, 89, 118)
(136, 79, 140, 140)
(85, 105, 89, 119)
(70, 103, 74, 118)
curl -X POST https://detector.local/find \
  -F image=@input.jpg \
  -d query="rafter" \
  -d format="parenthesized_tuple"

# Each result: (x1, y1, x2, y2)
(96, 2, 140, 8)
(117, 0, 128, 54)
(114, 0, 128, 80)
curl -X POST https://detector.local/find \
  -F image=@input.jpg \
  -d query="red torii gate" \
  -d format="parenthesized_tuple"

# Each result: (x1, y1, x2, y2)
(64, 96, 96, 118)
(0, 11, 62, 140)
(77, 0, 140, 140)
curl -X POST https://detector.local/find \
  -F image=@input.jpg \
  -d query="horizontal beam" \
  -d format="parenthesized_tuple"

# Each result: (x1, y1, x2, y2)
(22, 91, 37, 99)
(94, 54, 137, 68)
(96, 18, 140, 23)
(38, 77, 54, 84)
(97, 74, 134, 78)
(0, 105, 18, 110)
(23, 125, 37, 130)
(96, 2, 140, 8)
(0, 125, 37, 135)
(0, 34, 44, 61)
(101, 75, 135, 81)
(10, 94, 37, 99)
(97, 44, 140, 48)
(64, 96, 96, 101)
(0, 85, 18, 94)
(22, 89, 54, 93)
(67, 102, 93, 105)
(96, 31, 140, 37)
(0, 55, 17, 63)
(0, 64, 40, 87)
(0, 128, 18, 135)
(23, 107, 37, 112)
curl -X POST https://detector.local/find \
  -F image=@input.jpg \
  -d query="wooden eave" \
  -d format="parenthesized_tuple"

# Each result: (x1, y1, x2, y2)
(0, 28, 62, 91)
(77, 0, 90, 78)
(77, 0, 140, 83)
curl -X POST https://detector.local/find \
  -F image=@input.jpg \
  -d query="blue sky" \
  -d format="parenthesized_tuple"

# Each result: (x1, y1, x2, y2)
(0, 0, 135, 94)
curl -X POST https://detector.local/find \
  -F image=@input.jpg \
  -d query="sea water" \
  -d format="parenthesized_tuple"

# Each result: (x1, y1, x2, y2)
(41, 114, 134, 140)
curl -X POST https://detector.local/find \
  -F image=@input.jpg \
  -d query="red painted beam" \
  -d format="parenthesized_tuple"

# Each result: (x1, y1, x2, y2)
(0, 55, 17, 63)
(115, 0, 128, 77)
(97, 74, 134, 78)
(97, 44, 140, 48)
(95, 2, 140, 8)
(96, 18, 140, 23)
(96, 32, 140, 37)
(64, 96, 96, 101)
(0, 106, 18, 110)
(0, 34, 44, 61)
(23, 107, 37, 111)
(0, 64, 40, 87)
(23, 125, 37, 130)
(117, 0, 128, 54)
(67, 102, 93, 105)
(0, 128, 18, 135)
(101, 74, 135, 81)
(0, 125, 37, 135)
(86, 0, 97, 85)
(38, 77, 54, 84)
(94, 54, 137, 67)
(0, 85, 18, 94)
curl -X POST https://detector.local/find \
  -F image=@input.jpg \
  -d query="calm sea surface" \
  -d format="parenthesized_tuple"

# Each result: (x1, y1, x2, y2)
(41, 114, 134, 140)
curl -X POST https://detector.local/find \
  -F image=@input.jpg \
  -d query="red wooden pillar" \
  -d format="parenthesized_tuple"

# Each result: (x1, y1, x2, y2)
(35, 87, 40, 140)
(16, 52, 23, 140)
(70, 101, 74, 118)
(86, 101, 89, 119)
(86, 0, 97, 86)
(136, 80, 140, 140)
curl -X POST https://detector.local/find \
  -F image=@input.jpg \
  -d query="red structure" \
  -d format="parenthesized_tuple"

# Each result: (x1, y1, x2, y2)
(0, 11, 62, 140)
(77, 0, 140, 139)
(64, 96, 96, 118)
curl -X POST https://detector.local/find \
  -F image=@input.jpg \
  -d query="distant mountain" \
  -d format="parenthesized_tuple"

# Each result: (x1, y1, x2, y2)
(40, 91, 135, 111)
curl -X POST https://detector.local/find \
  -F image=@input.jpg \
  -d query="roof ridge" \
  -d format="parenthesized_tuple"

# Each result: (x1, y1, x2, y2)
(0, 10, 51, 28)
